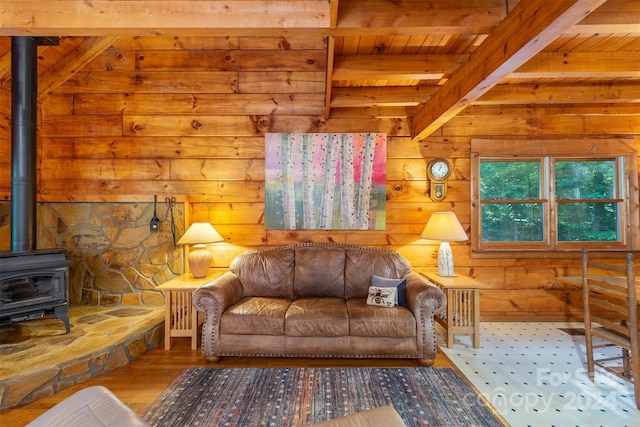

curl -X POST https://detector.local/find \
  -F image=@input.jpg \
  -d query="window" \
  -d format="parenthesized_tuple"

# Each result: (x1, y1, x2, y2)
(471, 139, 639, 253)
(479, 159, 546, 245)
(555, 160, 619, 243)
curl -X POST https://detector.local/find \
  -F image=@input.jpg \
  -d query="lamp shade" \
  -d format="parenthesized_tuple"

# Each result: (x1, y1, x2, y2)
(421, 212, 467, 277)
(177, 222, 223, 246)
(421, 212, 467, 242)
(177, 223, 223, 278)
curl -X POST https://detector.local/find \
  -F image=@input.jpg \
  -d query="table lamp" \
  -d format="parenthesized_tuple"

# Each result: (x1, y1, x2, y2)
(421, 212, 467, 277)
(177, 222, 223, 278)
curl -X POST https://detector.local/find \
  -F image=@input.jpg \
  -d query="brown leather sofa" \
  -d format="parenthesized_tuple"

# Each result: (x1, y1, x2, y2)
(192, 243, 446, 366)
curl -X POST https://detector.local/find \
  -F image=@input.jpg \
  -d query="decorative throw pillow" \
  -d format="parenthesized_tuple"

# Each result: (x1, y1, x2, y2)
(372, 275, 408, 307)
(366, 286, 397, 307)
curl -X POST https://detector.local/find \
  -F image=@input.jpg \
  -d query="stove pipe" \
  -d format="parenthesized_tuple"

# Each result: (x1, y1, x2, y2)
(11, 37, 38, 252)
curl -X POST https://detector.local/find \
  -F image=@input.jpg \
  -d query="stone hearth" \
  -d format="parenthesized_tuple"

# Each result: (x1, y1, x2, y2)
(0, 306, 164, 409)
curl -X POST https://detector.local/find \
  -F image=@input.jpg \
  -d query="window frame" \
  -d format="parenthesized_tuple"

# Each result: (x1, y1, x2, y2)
(470, 139, 639, 256)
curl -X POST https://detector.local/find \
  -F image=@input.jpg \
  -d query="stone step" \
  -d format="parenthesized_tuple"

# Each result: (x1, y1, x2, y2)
(0, 305, 164, 409)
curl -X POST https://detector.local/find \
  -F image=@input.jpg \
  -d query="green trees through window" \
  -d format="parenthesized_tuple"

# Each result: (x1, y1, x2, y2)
(480, 160, 543, 242)
(555, 160, 618, 242)
(479, 158, 621, 247)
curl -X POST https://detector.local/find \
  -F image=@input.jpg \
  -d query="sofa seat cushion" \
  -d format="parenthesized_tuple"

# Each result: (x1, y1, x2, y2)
(285, 297, 349, 337)
(347, 299, 416, 338)
(221, 297, 291, 335)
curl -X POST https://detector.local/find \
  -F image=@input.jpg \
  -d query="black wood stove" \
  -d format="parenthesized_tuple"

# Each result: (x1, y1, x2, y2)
(0, 249, 71, 333)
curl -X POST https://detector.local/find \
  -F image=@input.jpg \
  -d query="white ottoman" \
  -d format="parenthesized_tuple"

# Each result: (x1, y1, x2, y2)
(305, 405, 407, 427)
(26, 386, 149, 427)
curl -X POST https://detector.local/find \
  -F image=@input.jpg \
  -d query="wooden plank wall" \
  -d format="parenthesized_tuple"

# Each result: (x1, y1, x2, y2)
(1, 36, 638, 320)
(0, 85, 9, 190)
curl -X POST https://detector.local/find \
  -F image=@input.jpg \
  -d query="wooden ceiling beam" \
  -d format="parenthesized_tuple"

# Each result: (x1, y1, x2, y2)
(335, 0, 508, 35)
(330, 82, 640, 108)
(332, 54, 467, 81)
(457, 103, 640, 116)
(0, 0, 510, 37)
(571, 0, 640, 34)
(1, 0, 633, 38)
(38, 37, 118, 98)
(331, 87, 438, 108)
(332, 51, 640, 81)
(409, 0, 609, 140)
(477, 82, 640, 104)
(0, 1, 332, 36)
(513, 51, 640, 78)
(329, 106, 417, 119)
(572, 23, 640, 34)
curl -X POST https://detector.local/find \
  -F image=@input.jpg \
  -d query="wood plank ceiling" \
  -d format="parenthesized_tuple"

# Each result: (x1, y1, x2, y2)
(0, 0, 639, 140)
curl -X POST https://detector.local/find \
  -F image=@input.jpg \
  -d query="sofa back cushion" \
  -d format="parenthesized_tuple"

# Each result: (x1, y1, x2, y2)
(230, 248, 295, 298)
(344, 247, 411, 299)
(229, 244, 411, 300)
(293, 246, 346, 298)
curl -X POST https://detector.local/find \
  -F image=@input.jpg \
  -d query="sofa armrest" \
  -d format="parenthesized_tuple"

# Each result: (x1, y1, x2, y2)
(193, 271, 243, 313)
(405, 271, 446, 315)
(405, 271, 446, 366)
(192, 271, 243, 361)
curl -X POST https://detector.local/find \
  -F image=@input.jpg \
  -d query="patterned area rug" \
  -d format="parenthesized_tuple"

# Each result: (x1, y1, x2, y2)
(143, 367, 503, 426)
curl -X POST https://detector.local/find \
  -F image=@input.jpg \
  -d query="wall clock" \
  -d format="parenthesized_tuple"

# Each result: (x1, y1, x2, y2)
(427, 158, 452, 202)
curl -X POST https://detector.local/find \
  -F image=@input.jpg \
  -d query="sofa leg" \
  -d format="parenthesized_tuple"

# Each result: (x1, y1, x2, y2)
(418, 358, 435, 367)
(205, 356, 221, 363)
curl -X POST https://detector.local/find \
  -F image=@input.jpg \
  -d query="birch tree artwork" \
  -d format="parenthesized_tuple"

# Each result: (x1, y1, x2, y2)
(265, 133, 386, 230)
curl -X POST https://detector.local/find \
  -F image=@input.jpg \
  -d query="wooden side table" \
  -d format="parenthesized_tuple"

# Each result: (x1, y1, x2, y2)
(418, 271, 489, 349)
(156, 270, 224, 350)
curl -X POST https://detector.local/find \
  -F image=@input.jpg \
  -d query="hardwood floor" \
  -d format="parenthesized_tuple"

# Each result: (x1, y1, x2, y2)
(0, 339, 453, 425)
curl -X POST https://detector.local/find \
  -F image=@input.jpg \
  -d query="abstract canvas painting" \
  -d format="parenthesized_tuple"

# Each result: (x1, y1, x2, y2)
(265, 133, 386, 230)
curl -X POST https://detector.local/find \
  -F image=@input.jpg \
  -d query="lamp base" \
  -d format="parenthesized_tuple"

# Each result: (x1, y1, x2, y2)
(188, 244, 212, 278)
(436, 241, 456, 277)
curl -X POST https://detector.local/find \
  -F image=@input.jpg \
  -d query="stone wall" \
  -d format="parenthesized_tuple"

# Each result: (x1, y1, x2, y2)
(0, 201, 184, 307)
